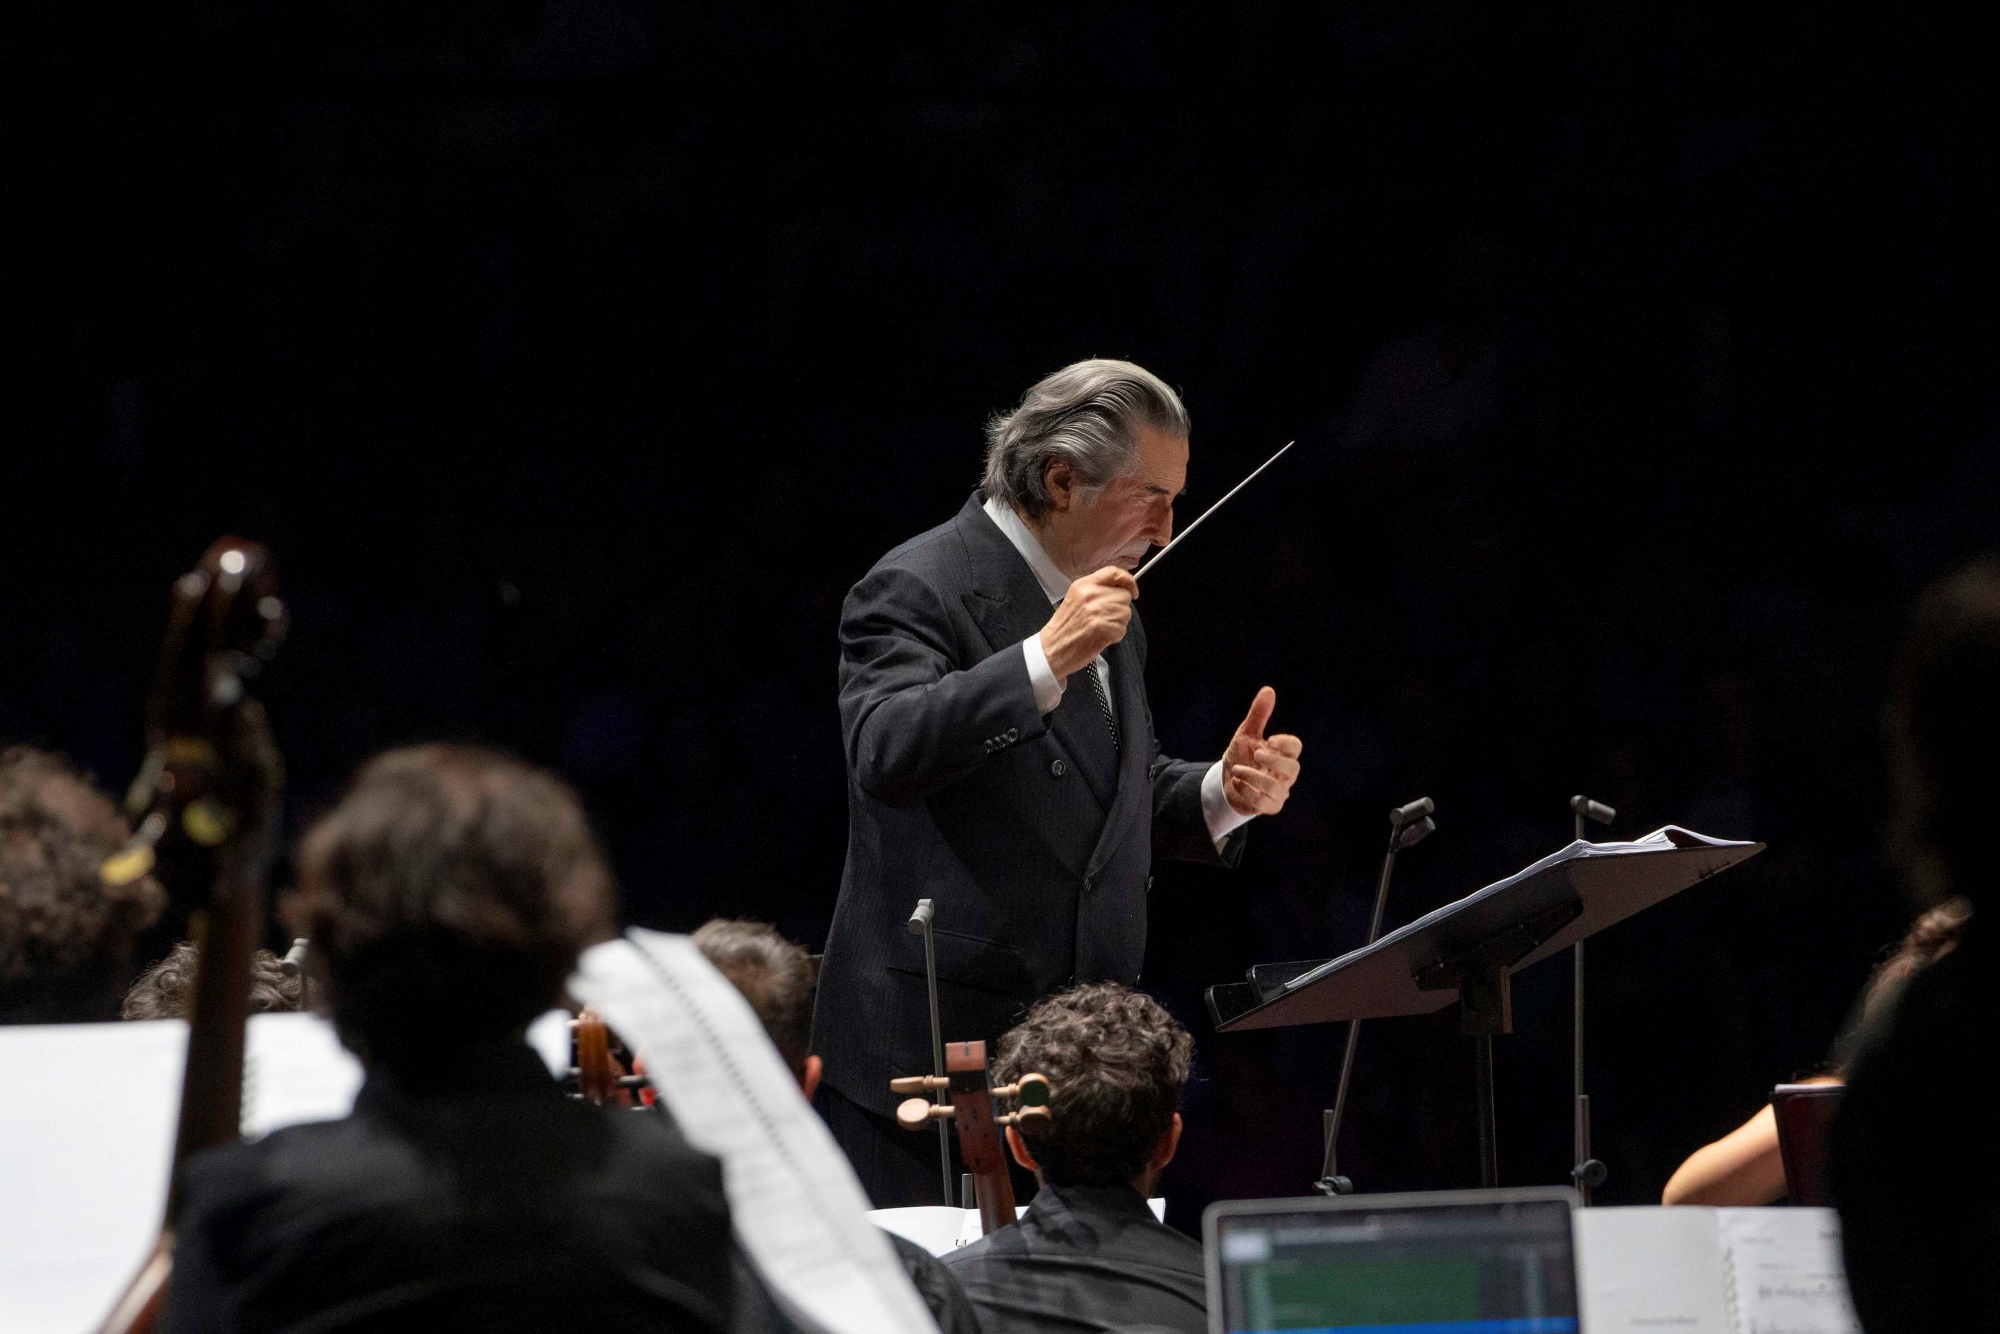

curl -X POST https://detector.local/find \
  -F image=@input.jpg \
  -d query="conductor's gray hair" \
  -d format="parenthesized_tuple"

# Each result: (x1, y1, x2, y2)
(982, 360, 1189, 521)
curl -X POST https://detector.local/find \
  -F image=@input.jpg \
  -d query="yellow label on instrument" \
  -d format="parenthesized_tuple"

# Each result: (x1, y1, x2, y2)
(182, 799, 236, 847)
(101, 843, 157, 886)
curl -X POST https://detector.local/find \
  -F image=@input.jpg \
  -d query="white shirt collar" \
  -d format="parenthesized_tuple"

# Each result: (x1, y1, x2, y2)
(981, 493, 1070, 605)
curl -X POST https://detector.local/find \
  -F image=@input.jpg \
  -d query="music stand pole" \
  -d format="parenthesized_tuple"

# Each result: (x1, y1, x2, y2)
(1317, 798, 1434, 1195)
(908, 900, 954, 1206)
(1569, 796, 1614, 1203)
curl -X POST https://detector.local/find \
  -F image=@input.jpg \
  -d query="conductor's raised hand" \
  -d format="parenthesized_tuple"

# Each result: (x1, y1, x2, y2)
(1039, 567, 1138, 680)
(1223, 686, 1303, 817)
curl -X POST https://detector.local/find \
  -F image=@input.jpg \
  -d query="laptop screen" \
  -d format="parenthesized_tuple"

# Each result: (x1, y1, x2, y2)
(1209, 1194, 1578, 1334)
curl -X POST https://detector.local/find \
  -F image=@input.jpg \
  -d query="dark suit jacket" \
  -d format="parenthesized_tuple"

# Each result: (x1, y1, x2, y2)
(816, 493, 1240, 1116)
(943, 1184, 1208, 1334)
(161, 1041, 736, 1333)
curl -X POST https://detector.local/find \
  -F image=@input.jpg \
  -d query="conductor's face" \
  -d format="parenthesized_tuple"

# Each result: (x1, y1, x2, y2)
(1036, 423, 1188, 579)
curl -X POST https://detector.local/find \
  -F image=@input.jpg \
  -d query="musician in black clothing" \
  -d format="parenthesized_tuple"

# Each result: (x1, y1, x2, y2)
(1832, 561, 2000, 1334)
(692, 918, 982, 1334)
(817, 359, 1304, 1205)
(944, 982, 1207, 1334)
(162, 745, 737, 1333)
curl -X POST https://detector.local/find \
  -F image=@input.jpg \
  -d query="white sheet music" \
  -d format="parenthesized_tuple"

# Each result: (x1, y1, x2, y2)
(570, 929, 939, 1334)
(0, 1013, 365, 1334)
(1717, 1208, 1861, 1334)
(1577, 1207, 1859, 1334)
(1576, 1207, 1732, 1333)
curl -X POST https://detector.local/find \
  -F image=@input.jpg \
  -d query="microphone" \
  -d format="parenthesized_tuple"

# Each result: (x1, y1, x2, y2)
(1318, 797, 1436, 1195)
(1567, 796, 1615, 1204)
(906, 899, 953, 1205)
(1570, 795, 1615, 830)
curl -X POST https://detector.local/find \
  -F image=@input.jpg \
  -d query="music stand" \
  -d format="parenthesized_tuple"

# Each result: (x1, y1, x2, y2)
(1207, 826, 1763, 1188)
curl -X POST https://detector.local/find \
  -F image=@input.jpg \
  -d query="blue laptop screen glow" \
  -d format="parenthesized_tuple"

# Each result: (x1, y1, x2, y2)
(1213, 1199, 1578, 1334)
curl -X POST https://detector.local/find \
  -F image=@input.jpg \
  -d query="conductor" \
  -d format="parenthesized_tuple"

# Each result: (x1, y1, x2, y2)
(815, 359, 1303, 1204)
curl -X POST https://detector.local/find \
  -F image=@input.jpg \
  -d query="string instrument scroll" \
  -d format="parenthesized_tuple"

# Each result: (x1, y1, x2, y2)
(98, 538, 288, 1334)
(891, 1040, 1052, 1235)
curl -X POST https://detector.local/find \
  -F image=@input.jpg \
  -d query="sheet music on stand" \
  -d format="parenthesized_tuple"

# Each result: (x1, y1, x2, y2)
(571, 929, 939, 1334)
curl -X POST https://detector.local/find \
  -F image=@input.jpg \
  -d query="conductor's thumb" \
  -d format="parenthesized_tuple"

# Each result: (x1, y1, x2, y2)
(1239, 686, 1276, 742)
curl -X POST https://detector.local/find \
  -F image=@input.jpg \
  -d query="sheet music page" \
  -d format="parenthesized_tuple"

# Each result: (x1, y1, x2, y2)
(1575, 1207, 1732, 1333)
(571, 929, 939, 1334)
(241, 1011, 364, 1138)
(0, 1021, 183, 1334)
(0, 1014, 367, 1333)
(1716, 1208, 1861, 1334)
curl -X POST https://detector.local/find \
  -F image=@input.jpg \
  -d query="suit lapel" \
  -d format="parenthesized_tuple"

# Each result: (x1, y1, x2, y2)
(954, 495, 1117, 812)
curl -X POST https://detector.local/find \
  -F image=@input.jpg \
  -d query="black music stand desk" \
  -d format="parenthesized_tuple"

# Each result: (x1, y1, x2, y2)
(1207, 825, 1763, 1185)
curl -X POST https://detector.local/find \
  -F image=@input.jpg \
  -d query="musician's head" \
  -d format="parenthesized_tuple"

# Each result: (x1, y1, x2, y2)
(983, 359, 1189, 578)
(0, 746, 165, 1023)
(290, 744, 616, 1071)
(995, 982, 1192, 1194)
(691, 918, 821, 1097)
(1889, 559, 2000, 908)
(121, 941, 302, 1021)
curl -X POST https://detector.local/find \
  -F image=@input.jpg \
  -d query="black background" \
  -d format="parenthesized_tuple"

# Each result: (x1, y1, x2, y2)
(10, 3, 1998, 1226)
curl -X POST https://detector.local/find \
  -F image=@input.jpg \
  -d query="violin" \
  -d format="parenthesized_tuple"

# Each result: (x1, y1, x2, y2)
(890, 1041, 1052, 1235)
(98, 539, 288, 1334)
(569, 1007, 647, 1108)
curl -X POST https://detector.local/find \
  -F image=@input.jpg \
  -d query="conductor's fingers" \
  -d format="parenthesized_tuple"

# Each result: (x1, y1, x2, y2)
(1229, 763, 1286, 807)
(1238, 686, 1276, 741)
(1263, 733, 1303, 760)
(1253, 747, 1300, 783)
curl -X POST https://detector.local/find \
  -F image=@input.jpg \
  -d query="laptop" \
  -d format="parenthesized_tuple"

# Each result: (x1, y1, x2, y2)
(1205, 1187, 1580, 1334)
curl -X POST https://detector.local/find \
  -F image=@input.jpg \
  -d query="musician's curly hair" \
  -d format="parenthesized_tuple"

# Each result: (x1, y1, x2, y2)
(0, 746, 165, 1022)
(121, 941, 302, 1021)
(993, 982, 1192, 1188)
(290, 745, 615, 1069)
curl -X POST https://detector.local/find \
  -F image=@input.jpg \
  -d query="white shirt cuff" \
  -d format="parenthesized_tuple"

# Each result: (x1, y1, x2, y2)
(1202, 760, 1254, 848)
(1021, 635, 1065, 716)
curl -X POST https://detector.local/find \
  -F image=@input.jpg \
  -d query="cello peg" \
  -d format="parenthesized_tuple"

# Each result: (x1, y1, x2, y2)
(896, 1097, 955, 1131)
(889, 1075, 950, 1095)
(1008, 1073, 1052, 1107)
(997, 1105, 1051, 1128)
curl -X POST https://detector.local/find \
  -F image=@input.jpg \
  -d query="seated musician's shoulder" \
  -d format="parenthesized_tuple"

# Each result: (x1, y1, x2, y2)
(161, 745, 734, 1334)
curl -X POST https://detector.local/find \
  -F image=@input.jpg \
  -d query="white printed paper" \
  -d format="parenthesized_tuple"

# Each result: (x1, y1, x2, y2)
(571, 929, 938, 1334)
(0, 1013, 365, 1334)
(1577, 1206, 1860, 1334)
(1577, 1207, 1731, 1333)
(1717, 1208, 1861, 1334)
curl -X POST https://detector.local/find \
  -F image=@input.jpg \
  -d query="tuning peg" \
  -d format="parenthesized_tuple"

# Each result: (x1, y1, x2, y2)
(997, 1105, 1051, 1129)
(896, 1097, 956, 1131)
(993, 1072, 1051, 1106)
(889, 1075, 950, 1095)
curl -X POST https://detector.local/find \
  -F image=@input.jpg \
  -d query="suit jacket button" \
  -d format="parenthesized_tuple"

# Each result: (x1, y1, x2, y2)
(1050, 758, 1065, 777)
(1006, 727, 1019, 742)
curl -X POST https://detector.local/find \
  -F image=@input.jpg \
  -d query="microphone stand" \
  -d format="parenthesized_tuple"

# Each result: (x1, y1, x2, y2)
(907, 900, 953, 1206)
(1316, 797, 1436, 1195)
(1568, 795, 1615, 1204)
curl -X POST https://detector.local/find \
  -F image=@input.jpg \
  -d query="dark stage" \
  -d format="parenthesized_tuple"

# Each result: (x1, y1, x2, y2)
(9, 3, 1999, 1229)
